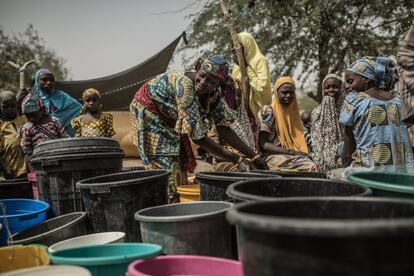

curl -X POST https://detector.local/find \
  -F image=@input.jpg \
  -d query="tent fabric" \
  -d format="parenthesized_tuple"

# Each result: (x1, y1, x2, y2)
(55, 35, 182, 111)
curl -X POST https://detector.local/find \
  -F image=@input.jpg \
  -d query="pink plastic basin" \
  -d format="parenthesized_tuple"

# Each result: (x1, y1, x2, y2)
(128, 255, 243, 276)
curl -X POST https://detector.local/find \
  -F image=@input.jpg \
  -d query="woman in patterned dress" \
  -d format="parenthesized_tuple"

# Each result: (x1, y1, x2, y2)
(341, 56, 413, 168)
(71, 88, 115, 137)
(130, 55, 268, 203)
(310, 74, 345, 172)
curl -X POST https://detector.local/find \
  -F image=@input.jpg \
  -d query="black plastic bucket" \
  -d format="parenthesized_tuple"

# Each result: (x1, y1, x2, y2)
(10, 212, 89, 246)
(0, 178, 33, 199)
(226, 178, 372, 202)
(30, 138, 124, 216)
(227, 197, 414, 276)
(195, 172, 279, 201)
(135, 201, 235, 259)
(252, 169, 326, 178)
(77, 170, 170, 242)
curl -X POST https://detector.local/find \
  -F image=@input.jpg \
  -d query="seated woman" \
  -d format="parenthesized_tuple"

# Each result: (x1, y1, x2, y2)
(130, 55, 268, 203)
(258, 76, 318, 172)
(340, 56, 413, 169)
(310, 74, 345, 172)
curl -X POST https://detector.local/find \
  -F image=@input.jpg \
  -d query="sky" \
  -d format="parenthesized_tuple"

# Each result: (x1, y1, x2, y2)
(0, 0, 206, 80)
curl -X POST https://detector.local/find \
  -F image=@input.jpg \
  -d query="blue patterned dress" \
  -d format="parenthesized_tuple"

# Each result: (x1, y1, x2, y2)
(340, 92, 413, 167)
(130, 72, 235, 202)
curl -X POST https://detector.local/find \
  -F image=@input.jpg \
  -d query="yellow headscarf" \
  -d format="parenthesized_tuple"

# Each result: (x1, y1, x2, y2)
(80, 88, 101, 114)
(231, 32, 272, 120)
(272, 76, 308, 153)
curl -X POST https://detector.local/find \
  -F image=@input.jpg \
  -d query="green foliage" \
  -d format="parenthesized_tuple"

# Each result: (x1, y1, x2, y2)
(181, 0, 414, 102)
(0, 25, 68, 92)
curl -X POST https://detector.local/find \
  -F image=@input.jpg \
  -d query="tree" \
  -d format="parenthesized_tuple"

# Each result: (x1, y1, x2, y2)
(181, 0, 414, 102)
(0, 25, 68, 92)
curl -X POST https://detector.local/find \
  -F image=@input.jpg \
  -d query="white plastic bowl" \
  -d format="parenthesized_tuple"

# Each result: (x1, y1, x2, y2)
(1, 265, 91, 276)
(48, 231, 125, 253)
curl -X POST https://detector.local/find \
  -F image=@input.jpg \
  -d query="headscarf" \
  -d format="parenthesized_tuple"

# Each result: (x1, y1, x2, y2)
(271, 76, 308, 153)
(310, 74, 344, 171)
(22, 92, 44, 114)
(348, 56, 398, 90)
(232, 32, 272, 120)
(80, 88, 102, 115)
(199, 55, 229, 83)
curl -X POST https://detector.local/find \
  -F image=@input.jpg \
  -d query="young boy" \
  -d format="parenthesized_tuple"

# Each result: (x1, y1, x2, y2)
(0, 90, 28, 179)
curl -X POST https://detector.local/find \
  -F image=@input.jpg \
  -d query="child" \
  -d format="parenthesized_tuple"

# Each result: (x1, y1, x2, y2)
(0, 90, 28, 178)
(71, 88, 115, 137)
(20, 92, 68, 160)
(341, 56, 413, 167)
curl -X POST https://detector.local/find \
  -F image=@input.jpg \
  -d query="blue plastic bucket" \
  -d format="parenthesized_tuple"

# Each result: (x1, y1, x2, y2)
(0, 199, 49, 245)
(49, 243, 162, 276)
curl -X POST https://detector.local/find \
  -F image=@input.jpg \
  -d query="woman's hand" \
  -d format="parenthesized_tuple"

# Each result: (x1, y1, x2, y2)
(252, 156, 269, 170)
(237, 158, 251, 172)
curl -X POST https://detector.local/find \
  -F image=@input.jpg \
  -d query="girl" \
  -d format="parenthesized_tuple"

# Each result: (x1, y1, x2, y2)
(0, 90, 28, 178)
(71, 88, 115, 137)
(258, 76, 318, 172)
(20, 92, 68, 160)
(340, 56, 413, 168)
(310, 74, 345, 172)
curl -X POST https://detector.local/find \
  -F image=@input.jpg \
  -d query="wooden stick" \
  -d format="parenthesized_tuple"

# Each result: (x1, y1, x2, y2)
(219, 0, 250, 110)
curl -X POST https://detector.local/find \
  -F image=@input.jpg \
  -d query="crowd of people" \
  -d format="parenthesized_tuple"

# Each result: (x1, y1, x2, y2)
(1, 22, 413, 203)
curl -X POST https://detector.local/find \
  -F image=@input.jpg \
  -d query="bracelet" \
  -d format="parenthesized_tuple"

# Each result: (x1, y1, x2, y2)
(251, 154, 261, 162)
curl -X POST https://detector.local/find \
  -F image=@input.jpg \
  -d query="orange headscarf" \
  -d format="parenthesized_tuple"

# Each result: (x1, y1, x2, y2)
(272, 76, 308, 153)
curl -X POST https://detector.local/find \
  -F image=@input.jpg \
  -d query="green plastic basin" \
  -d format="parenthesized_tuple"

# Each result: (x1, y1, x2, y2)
(348, 172, 414, 198)
(49, 243, 162, 276)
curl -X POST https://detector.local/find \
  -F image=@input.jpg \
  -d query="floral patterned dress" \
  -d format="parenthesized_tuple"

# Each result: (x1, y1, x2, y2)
(71, 112, 115, 138)
(130, 72, 235, 203)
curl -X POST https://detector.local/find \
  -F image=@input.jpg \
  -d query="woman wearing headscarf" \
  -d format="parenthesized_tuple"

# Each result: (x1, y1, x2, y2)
(32, 69, 82, 136)
(231, 32, 272, 142)
(130, 55, 268, 203)
(340, 56, 413, 168)
(310, 74, 345, 172)
(258, 76, 318, 172)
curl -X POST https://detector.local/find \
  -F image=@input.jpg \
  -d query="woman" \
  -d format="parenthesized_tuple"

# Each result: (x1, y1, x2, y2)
(310, 74, 344, 172)
(130, 55, 268, 203)
(32, 69, 82, 136)
(231, 32, 272, 121)
(340, 56, 413, 168)
(258, 76, 318, 172)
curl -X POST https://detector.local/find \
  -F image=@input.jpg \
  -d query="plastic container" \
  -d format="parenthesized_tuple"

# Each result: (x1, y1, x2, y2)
(49, 243, 162, 276)
(77, 170, 169, 242)
(195, 172, 279, 201)
(48, 232, 125, 253)
(226, 177, 372, 202)
(128, 255, 243, 276)
(10, 212, 88, 246)
(0, 245, 49, 273)
(0, 199, 49, 245)
(0, 265, 91, 276)
(227, 197, 414, 276)
(252, 169, 326, 178)
(135, 201, 235, 259)
(348, 172, 414, 198)
(30, 137, 124, 216)
(177, 184, 200, 202)
(0, 178, 33, 199)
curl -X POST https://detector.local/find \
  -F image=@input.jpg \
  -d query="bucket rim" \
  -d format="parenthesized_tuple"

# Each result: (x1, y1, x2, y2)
(30, 151, 125, 164)
(48, 231, 126, 253)
(135, 201, 233, 222)
(10, 212, 87, 244)
(348, 172, 414, 194)
(76, 169, 171, 189)
(0, 199, 50, 219)
(226, 197, 414, 237)
(49, 243, 162, 266)
(195, 172, 280, 183)
(226, 177, 372, 201)
(251, 169, 327, 178)
(0, 265, 91, 275)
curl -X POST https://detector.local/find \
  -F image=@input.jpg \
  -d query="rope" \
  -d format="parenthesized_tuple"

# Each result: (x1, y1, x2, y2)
(0, 201, 14, 246)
